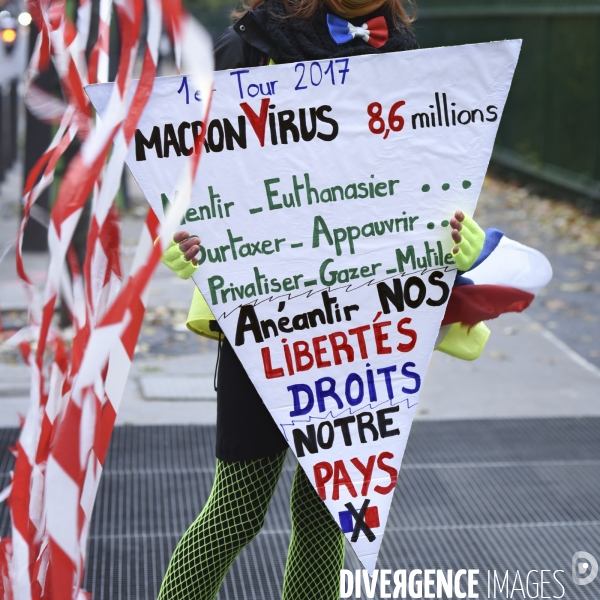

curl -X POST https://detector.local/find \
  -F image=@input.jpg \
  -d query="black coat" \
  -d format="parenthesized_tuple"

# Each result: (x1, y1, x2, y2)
(211, 1, 418, 462)
(214, 0, 418, 71)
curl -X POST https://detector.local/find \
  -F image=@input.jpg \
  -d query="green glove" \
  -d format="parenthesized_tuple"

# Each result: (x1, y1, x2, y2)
(453, 214, 485, 271)
(436, 321, 490, 361)
(160, 235, 198, 280)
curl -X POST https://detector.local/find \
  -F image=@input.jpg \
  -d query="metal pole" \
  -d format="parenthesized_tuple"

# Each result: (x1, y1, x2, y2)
(10, 78, 18, 165)
(0, 84, 5, 183)
(22, 22, 52, 252)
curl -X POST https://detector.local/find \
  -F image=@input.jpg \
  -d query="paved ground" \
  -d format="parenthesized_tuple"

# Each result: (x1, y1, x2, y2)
(1, 163, 599, 428)
(474, 178, 600, 368)
(9, 419, 596, 600)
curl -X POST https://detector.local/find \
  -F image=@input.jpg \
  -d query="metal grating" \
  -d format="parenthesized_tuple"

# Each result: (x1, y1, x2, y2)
(1, 419, 600, 599)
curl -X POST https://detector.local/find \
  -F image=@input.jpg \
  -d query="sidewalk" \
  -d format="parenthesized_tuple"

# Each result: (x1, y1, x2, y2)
(3, 309, 599, 427)
(1, 167, 599, 428)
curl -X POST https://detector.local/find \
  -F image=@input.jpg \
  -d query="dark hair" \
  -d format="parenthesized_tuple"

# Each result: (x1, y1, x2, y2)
(232, 0, 417, 29)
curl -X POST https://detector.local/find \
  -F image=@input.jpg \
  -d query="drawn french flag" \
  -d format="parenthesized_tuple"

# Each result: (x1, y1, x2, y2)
(339, 505, 380, 534)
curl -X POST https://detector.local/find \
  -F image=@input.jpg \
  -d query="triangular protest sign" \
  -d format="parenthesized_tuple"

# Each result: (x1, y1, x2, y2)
(87, 40, 521, 572)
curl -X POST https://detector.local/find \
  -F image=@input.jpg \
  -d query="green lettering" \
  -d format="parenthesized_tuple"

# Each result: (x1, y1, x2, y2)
(208, 275, 225, 305)
(396, 246, 416, 271)
(312, 216, 334, 249)
(186, 208, 200, 222)
(345, 184, 357, 199)
(320, 188, 332, 203)
(319, 258, 336, 286)
(265, 178, 282, 210)
(375, 182, 387, 197)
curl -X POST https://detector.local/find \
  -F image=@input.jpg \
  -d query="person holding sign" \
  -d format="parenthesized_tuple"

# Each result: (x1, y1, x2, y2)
(155, 2, 530, 599)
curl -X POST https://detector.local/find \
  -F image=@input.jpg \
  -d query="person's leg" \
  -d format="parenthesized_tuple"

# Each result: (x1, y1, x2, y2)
(157, 450, 286, 600)
(282, 464, 346, 600)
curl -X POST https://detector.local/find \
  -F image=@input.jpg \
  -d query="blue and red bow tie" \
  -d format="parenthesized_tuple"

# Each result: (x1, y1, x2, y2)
(326, 14, 388, 48)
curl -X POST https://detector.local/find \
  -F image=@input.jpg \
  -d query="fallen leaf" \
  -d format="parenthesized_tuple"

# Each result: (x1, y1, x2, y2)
(545, 299, 568, 311)
(559, 282, 594, 292)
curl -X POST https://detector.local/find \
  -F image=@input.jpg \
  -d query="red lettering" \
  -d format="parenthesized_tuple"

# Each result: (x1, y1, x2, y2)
(348, 324, 370, 359)
(261, 347, 284, 379)
(240, 98, 270, 147)
(313, 335, 331, 368)
(282, 340, 294, 375)
(329, 331, 354, 365)
(313, 461, 333, 500)
(293, 341, 314, 372)
(332, 460, 358, 500)
(374, 451, 397, 495)
(397, 317, 417, 352)
(373, 320, 392, 354)
(350, 455, 376, 496)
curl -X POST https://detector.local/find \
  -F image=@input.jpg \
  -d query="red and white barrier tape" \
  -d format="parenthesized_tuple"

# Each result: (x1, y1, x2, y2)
(1, 0, 213, 598)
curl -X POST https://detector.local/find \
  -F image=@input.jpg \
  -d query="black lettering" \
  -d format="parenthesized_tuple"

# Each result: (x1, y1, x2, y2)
(293, 425, 318, 457)
(235, 305, 263, 346)
(278, 110, 300, 144)
(343, 305, 359, 321)
(486, 105, 498, 122)
(333, 415, 356, 446)
(377, 405, 400, 438)
(278, 316, 293, 333)
(135, 126, 162, 161)
(269, 111, 278, 145)
(471, 108, 485, 123)
(191, 120, 209, 153)
(322, 291, 337, 325)
(457, 110, 472, 125)
(163, 124, 181, 157)
(299, 107, 318, 141)
(317, 422, 335, 449)
(377, 279, 404, 314)
(308, 308, 326, 327)
(224, 116, 247, 150)
(426, 271, 450, 306)
(260, 318, 278, 339)
(178, 122, 192, 156)
(316, 105, 339, 142)
(356, 411, 379, 443)
(404, 276, 427, 309)
(207, 119, 225, 152)
(412, 113, 430, 129)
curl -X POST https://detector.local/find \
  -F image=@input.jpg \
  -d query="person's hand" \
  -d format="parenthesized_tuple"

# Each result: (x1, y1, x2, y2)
(449, 210, 485, 271)
(160, 231, 201, 280)
(173, 230, 201, 266)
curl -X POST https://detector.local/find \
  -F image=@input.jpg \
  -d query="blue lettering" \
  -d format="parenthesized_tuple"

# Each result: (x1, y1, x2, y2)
(345, 373, 364, 406)
(401, 362, 421, 394)
(288, 384, 314, 416)
(230, 69, 250, 99)
(315, 377, 344, 412)
(377, 365, 397, 399)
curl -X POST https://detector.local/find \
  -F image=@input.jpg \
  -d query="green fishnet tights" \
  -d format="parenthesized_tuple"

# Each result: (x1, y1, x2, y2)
(157, 450, 345, 600)
(281, 457, 346, 600)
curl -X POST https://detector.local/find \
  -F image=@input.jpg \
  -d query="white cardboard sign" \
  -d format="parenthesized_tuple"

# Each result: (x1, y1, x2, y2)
(87, 40, 520, 572)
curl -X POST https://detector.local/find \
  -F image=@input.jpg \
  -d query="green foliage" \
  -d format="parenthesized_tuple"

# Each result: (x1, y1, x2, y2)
(184, 0, 237, 37)
(416, 2, 600, 197)
(184, 0, 237, 13)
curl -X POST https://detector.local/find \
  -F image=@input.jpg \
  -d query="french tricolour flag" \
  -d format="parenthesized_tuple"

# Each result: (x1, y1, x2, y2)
(443, 230, 553, 327)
